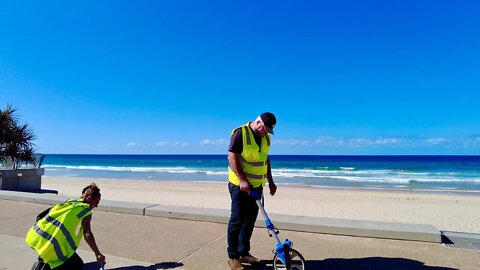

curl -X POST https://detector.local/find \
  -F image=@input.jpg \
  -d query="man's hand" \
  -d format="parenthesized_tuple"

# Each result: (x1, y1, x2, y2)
(269, 182, 277, 196)
(96, 253, 106, 265)
(239, 179, 251, 194)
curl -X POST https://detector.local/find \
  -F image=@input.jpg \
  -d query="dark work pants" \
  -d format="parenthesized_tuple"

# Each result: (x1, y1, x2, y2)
(32, 253, 83, 270)
(227, 182, 262, 259)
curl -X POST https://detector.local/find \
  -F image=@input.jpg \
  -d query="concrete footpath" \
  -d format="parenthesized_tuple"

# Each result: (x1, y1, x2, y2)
(0, 195, 479, 269)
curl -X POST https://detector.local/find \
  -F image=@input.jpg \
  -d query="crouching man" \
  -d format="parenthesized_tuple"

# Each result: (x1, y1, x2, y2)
(26, 183, 106, 270)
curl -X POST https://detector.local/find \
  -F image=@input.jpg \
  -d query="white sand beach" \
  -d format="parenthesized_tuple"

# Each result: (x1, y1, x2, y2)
(42, 177, 480, 233)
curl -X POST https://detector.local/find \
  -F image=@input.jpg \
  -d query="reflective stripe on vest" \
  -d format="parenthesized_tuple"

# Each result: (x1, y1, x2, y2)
(44, 215, 78, 252)
(33, 225, 68, 262)
(244, 172, 268, 179)
(77, 208, 91, 219)
(244, 125, 252, 145)
(239, 155, 266, 167)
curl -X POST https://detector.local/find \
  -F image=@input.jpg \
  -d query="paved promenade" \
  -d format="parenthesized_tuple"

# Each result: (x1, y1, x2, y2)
(0, 197, 479, 269)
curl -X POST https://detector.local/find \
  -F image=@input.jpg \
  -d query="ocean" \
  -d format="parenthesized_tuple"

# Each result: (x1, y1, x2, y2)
(41, 154, 480, 193)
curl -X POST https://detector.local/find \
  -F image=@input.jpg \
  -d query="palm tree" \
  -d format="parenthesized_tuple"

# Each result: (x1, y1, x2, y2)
(0, 104, 37, 169)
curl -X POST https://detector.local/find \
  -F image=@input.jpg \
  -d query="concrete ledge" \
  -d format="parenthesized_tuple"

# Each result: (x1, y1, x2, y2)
(0, 190, 441, 243)
(0, 190, 68, 205)
(145, 205, 230, 223)
(264, 213, 441, 243)
(146, 205, 440, 243)
(0, 190, 157, 216)
(98, 200, 157, 215)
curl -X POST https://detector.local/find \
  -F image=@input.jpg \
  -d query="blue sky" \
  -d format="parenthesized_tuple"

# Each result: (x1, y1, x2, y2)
(1, 1, 479, 155)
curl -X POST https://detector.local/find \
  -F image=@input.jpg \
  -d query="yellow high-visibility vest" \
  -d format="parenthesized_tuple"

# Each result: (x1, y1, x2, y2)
(228, 123, 271, 188)
(25, 199, 92, 269)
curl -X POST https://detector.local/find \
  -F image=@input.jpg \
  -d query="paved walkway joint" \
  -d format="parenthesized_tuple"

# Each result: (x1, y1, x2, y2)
(442, 231, 480, 251)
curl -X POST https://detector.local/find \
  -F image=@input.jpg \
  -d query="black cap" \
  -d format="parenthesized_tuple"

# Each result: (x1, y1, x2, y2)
(260, 112, 276, 134)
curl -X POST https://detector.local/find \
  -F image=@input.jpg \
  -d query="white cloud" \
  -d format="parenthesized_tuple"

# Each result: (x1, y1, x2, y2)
(470, 136, 480, 144)
(174, 141, 189, 147)
(425, 138, 450, 145)
(126, 142, 140, 147)
(348, 138, 370, 147)
(373, 138, 401, 145)
(155, 141, 170, 146)
(311, 136, 455, 148)
(155, 141, 189, 147)
(314, 136, 345, 146)
(273, 139, 310, 146)
(458, 136, 480, 147)
(200, 139, 227, 146)
(345, 138, 404, 147)
(313, 136, 393, 147)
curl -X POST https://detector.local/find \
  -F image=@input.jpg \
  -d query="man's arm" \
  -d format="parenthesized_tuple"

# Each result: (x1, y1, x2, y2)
(81, 215, 106, 265)
(266, 158, 277, 196)
(228, 151, 251, 194)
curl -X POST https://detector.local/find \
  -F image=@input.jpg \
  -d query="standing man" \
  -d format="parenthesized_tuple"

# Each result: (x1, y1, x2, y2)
(26, 183, 106, 270)
(227, 112, 277, 270)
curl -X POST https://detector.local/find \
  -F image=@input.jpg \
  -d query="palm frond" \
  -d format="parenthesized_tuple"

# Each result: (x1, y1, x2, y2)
(0, 104, 36, 167)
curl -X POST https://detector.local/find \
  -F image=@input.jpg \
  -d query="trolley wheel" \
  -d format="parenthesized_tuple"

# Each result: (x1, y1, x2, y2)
(273, 248, 306, 270)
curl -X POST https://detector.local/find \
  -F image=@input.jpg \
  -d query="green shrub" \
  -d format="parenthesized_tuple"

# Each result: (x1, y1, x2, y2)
(0, 104, 36, 169)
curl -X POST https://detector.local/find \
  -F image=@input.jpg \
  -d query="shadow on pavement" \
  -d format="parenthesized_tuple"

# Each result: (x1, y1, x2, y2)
(253, 257, 458, 270)
(84, 261, 183, 270)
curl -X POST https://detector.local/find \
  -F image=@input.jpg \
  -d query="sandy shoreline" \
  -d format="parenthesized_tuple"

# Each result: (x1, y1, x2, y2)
(42, 176, 480, 233)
